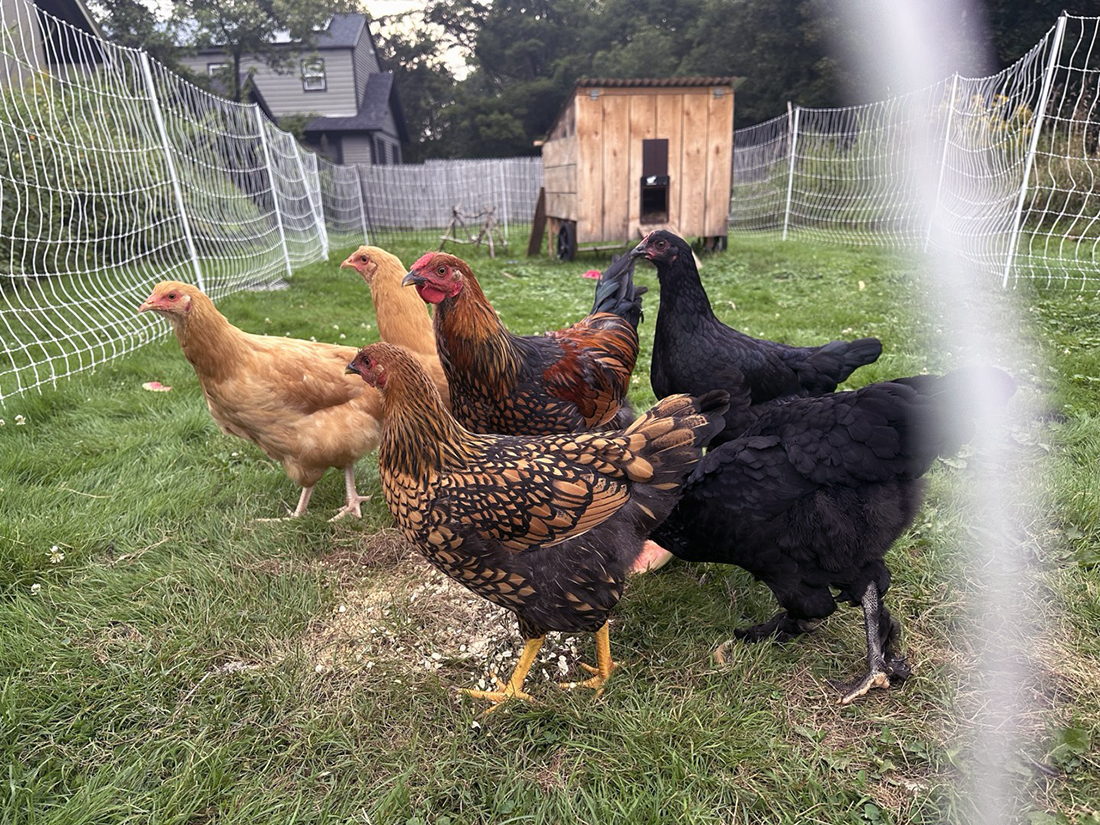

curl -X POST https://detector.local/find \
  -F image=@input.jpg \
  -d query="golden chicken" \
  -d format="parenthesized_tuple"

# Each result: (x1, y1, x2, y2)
(345, 342, 727, 709)
(139, 281, 381, 519)
(340, 245, 450, 408)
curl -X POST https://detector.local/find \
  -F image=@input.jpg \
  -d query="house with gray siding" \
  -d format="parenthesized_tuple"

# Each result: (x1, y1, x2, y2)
(177, 13, 408, 166)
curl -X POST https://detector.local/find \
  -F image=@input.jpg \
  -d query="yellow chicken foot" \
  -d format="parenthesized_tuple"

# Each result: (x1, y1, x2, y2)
(461, 636, 544, 711)
(629, 539, 675, 574)
(559, 623, 619, 696)
(329, 465, 370, 521)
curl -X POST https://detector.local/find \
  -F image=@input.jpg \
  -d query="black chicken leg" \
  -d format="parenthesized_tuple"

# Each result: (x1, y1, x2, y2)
(832, 581, 911, 704)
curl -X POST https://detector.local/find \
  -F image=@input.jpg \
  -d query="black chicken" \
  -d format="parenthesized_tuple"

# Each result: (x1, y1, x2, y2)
(631, 229, 882, 445)
(650, 367, 1016, 704)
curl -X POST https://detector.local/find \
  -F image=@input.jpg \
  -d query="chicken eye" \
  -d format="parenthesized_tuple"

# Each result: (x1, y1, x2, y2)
(167, 291, 177, 300)
(436, 266, 446, 276)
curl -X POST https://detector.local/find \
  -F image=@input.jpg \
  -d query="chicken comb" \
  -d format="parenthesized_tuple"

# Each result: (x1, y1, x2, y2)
(412, 252, 437, 271)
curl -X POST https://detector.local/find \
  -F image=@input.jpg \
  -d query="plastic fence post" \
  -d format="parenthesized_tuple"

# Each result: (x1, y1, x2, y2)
(1002, 13, 1067, 288)
(140, 52, 205, 292)
(782, 103, 800, 241)
(255, 107, 293, 280)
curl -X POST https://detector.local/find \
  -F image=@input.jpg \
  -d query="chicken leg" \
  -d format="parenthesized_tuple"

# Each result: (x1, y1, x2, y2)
(559, 622, 619, 696)
(329, 465, 371, 521)
(834, 581, 911, 704)
(462, 636, 545, 710)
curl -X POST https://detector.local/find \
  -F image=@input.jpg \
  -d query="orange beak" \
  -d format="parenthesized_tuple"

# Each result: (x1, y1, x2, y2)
(137, 295, 157, 312)
(340, 254, 358, 270)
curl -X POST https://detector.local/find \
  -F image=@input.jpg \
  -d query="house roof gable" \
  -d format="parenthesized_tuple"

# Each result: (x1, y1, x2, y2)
(303, 71, 409, 143)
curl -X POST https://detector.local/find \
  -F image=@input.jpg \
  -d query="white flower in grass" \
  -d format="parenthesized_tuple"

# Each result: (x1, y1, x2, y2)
(49, 545, 64, 564)
(15, 415, 25, 426)
(30, 583, 41, 595)
(0, 419, 5, 426)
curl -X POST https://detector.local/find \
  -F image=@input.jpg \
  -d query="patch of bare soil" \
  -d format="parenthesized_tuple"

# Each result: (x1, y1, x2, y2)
(303, 528, 597, 692)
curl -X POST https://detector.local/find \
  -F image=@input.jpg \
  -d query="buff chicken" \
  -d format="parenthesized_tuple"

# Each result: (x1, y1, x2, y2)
(340, 245, 450, 408)
(139, 281, 381, 519)
(345, 342, 727, 709)
(402, 251, 645, 435)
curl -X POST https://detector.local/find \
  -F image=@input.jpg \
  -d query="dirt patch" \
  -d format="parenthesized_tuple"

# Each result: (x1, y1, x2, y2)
(303, 528, 596, 692)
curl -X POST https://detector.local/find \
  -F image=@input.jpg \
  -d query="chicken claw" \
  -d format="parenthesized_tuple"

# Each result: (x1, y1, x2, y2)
(328, 466, 370, 521)
(558, 623, 619, 697)
(461, 636, 544, 712)
(831, 582, 911, 705)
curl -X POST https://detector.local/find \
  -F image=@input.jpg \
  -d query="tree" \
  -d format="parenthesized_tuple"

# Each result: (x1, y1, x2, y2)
(87, 0, 194, 76)
(373, 22, 460, 162)
(422, 0, 604, 157)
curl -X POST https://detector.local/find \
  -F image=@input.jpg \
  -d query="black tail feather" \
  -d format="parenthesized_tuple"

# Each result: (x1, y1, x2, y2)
(591, 254, 647, 330)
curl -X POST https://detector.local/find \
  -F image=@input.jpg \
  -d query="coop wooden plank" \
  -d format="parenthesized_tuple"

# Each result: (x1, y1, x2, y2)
(546, 192, 575, 221)
(657, 93, 684, 236)
(704, 88, 735, 237)
(679, 91, 710, 238)
(527, 187, 547, 257)
(543, 164, 576, 198)
(628, 94, 657, 232)
(602, 93, 631, 243)
(575, 92, 604, 244)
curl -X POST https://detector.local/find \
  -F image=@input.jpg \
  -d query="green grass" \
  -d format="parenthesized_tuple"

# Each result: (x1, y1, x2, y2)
(1, 235, 1097, 824)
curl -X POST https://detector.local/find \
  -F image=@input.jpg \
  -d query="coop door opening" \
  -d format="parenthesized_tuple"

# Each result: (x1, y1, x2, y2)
(640, 138, 669, 224)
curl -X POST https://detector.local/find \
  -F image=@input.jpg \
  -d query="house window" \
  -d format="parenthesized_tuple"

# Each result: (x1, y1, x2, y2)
(207, 62, 228, 78)
(302, 58, 326, 92)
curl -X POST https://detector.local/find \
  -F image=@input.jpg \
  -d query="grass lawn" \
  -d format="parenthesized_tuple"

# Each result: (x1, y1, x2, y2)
(0, 234, 1096, 824)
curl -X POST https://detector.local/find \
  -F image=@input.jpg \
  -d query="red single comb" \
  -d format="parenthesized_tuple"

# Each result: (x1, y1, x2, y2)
(412, 252, 436, 270)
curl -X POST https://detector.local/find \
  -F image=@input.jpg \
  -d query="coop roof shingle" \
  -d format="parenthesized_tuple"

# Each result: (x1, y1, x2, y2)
(576, 77, 742, 88)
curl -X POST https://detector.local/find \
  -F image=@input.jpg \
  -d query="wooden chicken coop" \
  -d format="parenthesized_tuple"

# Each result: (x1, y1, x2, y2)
(538, 77, 739, 260)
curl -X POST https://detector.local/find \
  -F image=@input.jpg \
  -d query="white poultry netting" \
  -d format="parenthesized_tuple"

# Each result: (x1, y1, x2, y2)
(0, 0, 326, 403)
(358, 157, 543, 251)
(730, 13, 1100, 288)
(319, 159, 368, 250)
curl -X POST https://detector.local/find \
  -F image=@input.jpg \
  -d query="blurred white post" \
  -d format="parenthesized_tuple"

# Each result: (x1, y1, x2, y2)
(782, 102, 800, 241)
(139, 52, 205, 292)
(1001, 13, 1067, 287)
(255, 108, 293, 279)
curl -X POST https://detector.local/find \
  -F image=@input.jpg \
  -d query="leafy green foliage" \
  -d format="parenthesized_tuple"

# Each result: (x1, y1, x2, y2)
(0, 73, 177, 281)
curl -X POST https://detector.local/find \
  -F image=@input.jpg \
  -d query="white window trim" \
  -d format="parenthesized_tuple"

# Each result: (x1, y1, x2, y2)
(302, 58, 326, 92)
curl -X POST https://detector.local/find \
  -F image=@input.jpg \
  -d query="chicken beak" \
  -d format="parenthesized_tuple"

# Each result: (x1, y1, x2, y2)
(345, 362, 360, 377)
(402, 271, 427, 288)
(628, 242, 647, 260)
(137, 297, 156, 312)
